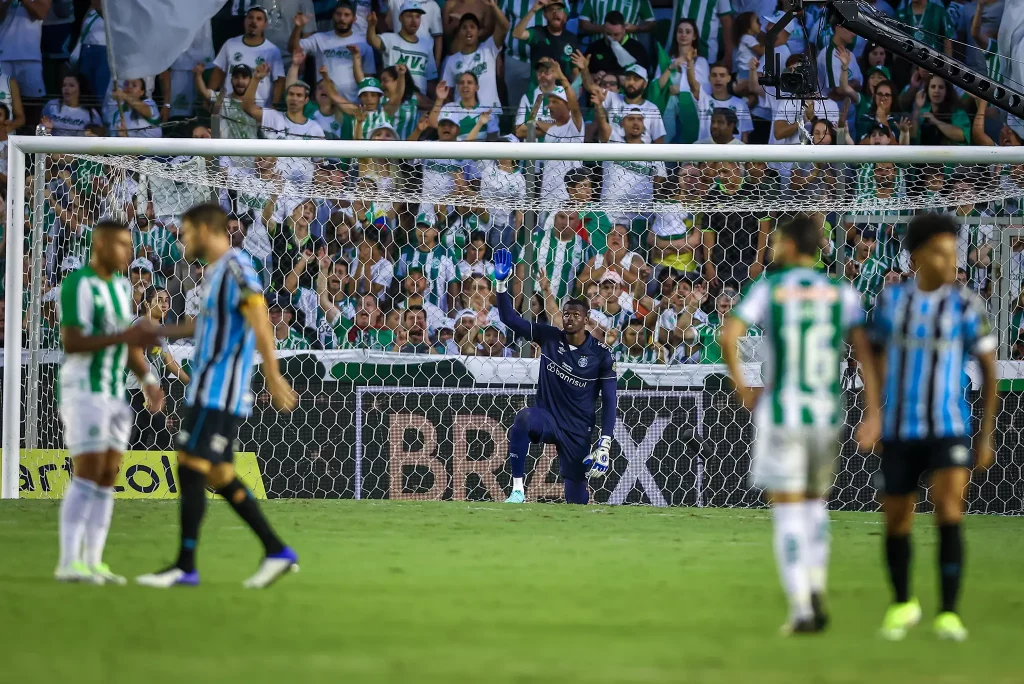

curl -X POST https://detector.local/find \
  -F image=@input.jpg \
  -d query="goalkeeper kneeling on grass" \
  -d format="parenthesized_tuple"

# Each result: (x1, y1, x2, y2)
(493, 249, 618, 504)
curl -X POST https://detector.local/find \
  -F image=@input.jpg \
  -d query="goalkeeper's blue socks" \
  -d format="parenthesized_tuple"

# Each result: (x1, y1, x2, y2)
(564, 479, 589, 505)
(508, 410, 532, 481)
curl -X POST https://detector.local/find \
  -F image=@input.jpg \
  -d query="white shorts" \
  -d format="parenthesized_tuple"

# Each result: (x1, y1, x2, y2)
(59, 391, 133, 457)
(750, 419, 841, 496)
(0, 60, 45, 97)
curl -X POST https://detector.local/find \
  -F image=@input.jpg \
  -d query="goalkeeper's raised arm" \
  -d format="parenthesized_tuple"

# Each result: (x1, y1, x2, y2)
(493, 248, 558, 343)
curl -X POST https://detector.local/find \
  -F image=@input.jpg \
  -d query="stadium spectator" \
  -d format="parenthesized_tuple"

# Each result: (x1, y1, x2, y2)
(109, 79, 162, 139)
(856, 78, 901, 143)
(396, 267, 447, 326)
(770, 77, 840, 145)
(579, 219, 645, 289)
(896, 0, 953, 55)
(441, 6, 508, 108)
(612, 319, 666, 363)
(501, 0, 544, 113)
(397, 212, 458, 311)
(911, 75, 969, 145)
(0, 64, 25, 135)
(582, 59, 666, 144)
(383, 0, 442, 67)
(530, 60, 583, 202)
(394, 305, 432, 352)
(132, 211, 183, 289)
(432, 74, 499, 140)
(210, 7, 285, 108)
(579, 0, 656, 38)
(243, 63, 326, 182)
(269, 197, 322, 292)
(368, 4, 439, 96)
(702, 162, 771, 286)
(0, 0, 48, 98)
(694, 63, 750, 144)
(289, 2, 374, 102)
(514, 58, 558, 138)
(512, 0, 578, 88)
(594, 104, 668, 205)
(66, 1, 108, 102)
(39, 74, 98, 136)
(654, 18, 711, 143)
(533, 210, 589, 304)
(269, 294, 312, 350)
(263, 0, 316, 69)
(667, 0, 734, 73)
(583, 11, 650, 79)
(478, 138, 526, 237)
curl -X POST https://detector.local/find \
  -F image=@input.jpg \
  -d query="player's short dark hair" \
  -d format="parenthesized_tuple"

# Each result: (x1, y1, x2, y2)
(460, 12, 481, 28)
(562, 297, 589, 313)
(779, 213, 820, 257)
(604, 10, 625, 25)
(904, 213, 958, 254)
(183, 202, 229, 234)
(95, 218, 129, 232)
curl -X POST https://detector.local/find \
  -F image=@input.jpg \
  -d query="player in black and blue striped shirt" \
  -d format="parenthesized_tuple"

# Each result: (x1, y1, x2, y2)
(868, 214, 998, 642)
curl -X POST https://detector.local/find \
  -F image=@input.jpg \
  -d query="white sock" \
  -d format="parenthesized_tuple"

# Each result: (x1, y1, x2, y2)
(83, 485, 115, 567)
(803, 499, 831, 595)
(772, 502, 813, 622)
(512, 477, 524, 491)
(59, 477, 96, 569)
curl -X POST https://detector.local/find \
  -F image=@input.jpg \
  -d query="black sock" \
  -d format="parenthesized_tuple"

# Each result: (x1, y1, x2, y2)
(885, 534, 912, 604)
(217, 479, 285, 556)
(176, 465, 207, 573)
(938, 524, 963, 613)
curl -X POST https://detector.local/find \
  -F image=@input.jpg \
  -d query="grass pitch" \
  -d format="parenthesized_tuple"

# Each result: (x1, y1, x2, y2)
(2, 500, 1023, 684)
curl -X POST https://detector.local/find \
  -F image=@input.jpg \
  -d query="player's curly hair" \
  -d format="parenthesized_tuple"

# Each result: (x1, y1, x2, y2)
(904, 213, 958, 254)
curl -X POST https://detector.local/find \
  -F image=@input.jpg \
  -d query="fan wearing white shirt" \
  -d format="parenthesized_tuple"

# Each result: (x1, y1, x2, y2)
(368, 2, 439, 95)
(531, 59, 584, 203)
(440, 6, 509, 107)
(242, 63, 325, 184)
(386, 0, 444, 67)
(210, 7, 285, 108)
(289, 1, 375, 102)
(0, 0, 47, 97)
(41, 75, 100, 136)
(580, 60, 666, 144)
(110, 79, 162, 139)
(593, 101, 667, 204)
(694, 63, 752, 142)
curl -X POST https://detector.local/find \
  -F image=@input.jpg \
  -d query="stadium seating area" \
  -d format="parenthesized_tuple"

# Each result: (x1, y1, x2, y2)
(1, 0, 1022, 365)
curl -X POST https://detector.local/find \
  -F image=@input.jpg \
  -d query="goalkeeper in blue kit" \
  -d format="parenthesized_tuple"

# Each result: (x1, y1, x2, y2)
(493, 249, 618, 504)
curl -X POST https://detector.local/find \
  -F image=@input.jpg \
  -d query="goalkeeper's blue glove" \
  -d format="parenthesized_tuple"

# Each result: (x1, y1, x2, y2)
(493, 249, 513, 293)
(584, 436, 612, 479)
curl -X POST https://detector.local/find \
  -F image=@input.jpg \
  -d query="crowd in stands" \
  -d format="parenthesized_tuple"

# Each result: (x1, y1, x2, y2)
(1, 0, 1024, 368)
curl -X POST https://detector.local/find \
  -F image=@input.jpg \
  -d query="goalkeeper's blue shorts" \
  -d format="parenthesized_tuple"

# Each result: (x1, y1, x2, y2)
(519, 406, 591, 481)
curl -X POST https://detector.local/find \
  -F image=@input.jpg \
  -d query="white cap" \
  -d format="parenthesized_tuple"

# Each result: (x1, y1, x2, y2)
(59, 255, 83, 272)
(129, 257, 154, 272)
(399, 0, 425, 14)
(624, 64, 648, 81)
(547, 85, 569, 102)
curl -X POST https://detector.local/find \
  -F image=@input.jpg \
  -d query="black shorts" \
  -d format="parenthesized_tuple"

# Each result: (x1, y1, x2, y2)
(877, 437, 973, 496)
(174, 405, 240, 464)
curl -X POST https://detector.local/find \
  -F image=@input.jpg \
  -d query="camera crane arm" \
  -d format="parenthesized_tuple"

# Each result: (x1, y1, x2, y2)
(762, 0, 1024, 118)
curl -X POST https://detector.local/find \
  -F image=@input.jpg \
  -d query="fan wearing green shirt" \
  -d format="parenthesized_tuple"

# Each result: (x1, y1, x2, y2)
(911, 74, 969, 145)
(269, 295, 312, 351)
(578, 0, 655, 38)
(512, 0, 579, 90)
(896, 0, 953, 56)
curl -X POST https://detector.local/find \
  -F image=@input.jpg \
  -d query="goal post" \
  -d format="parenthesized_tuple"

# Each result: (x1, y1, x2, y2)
(4, 135, 1024, 510)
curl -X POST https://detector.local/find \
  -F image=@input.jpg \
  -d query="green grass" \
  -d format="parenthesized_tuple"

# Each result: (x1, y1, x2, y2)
(2, 501, 1023, 684)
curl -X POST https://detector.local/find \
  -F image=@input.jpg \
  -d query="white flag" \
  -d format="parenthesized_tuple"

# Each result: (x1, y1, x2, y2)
(106, 0, 226, 79)
(998, 0, 1024, 94)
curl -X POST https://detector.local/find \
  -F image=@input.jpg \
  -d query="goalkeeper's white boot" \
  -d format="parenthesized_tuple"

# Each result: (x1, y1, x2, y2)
(505, 489, 525, 504)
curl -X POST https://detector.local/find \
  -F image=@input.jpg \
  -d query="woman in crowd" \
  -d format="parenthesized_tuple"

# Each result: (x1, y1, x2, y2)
(857, 78, 901, 142)
(432, 73, 499, 141)
(912, 75, 970, 145)
(110, 78, 162, 138)
(40, 74, 100, 136)
(379, 63, 420, 140)
(655, 18, 709, 144)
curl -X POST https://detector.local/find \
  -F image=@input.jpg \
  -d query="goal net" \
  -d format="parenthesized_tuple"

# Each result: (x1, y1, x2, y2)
(3, 137, 1023, 512)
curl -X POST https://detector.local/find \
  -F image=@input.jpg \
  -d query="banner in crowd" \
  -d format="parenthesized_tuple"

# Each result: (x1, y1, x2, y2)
(105, 0, 224, 79)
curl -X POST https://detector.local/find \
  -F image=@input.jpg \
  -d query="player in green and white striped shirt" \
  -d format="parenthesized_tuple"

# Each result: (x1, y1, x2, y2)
(721, 214, 880, 635)
(56, 220, 165, 586)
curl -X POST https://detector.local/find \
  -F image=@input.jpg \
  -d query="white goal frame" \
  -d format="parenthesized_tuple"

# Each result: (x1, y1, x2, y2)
(6, 135, 1024, 499)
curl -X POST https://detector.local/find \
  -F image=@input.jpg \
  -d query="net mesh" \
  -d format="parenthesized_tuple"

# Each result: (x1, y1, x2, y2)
(6, 144, 1024, 512)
